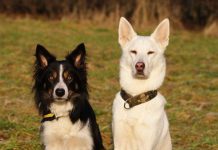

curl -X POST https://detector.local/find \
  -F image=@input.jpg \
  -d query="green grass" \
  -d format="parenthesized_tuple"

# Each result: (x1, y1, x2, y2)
(0, 15, 217, 150)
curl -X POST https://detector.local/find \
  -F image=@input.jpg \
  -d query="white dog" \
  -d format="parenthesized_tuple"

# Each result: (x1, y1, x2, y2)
(112, 17, 172, 150)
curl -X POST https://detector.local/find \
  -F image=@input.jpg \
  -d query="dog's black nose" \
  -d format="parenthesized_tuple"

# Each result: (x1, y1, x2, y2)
(55, 88, 65, 97)
(135, 62, 145, 72)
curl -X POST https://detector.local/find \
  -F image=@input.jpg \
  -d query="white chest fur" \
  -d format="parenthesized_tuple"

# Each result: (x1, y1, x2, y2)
(41, 102, 93, 150)
(112, 92, 172, 150)
(50, 101, 73, 118)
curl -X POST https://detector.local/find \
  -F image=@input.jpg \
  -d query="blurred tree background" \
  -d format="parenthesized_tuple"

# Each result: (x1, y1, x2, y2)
(0, 0, 217, 35)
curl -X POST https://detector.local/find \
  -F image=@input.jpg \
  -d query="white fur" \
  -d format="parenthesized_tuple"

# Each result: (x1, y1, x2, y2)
(53, 64, 69, 99)
(112, 17, 172, 150)
(42, 102, 93, 150)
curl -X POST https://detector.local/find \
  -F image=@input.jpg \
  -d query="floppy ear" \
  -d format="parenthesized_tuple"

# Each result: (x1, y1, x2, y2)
(35, 44, 56, 68)
(118, 17, 137, 48)
(151, 18, 170, 49)
(66, 43, 86, 69)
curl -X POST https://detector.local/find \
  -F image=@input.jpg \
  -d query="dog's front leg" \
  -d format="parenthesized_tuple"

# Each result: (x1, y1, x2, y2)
(65, 136, 92, 150)
(113, 121, 138, 150)
(45, 145, 62, 150)
(156, 130, 172, 150)
(44, 138, 63, 150)
(42, 133, 63, 150)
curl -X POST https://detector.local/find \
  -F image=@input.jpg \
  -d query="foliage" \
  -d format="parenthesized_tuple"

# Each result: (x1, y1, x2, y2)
(0, 0, 217, 30)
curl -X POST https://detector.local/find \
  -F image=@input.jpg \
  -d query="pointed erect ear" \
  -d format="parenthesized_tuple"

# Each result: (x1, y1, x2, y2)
(66, 43, 86, 69)
(118, 17, 137, 48)
(151, 18, 170, 49)
(35, 44, 56, 68)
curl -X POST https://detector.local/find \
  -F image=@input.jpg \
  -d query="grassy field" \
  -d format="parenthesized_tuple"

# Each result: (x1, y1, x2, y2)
(0, 15, 217, 150)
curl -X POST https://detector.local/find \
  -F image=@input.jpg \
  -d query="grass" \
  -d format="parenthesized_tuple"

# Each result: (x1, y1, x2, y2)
(0, 15, 217, 150)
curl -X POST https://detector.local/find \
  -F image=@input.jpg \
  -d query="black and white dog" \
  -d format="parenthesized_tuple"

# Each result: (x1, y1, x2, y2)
(33, 43, 104, 150)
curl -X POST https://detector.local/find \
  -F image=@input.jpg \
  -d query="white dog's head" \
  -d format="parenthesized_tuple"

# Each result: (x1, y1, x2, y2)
(119, 17, 170, 79)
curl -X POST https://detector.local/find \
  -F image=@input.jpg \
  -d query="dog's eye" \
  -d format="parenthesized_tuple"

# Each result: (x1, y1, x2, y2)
(130, 50, 137, 55)
(49, 75, 54, 81)
(147, 51, 155, 55)
(67, 75, 72, 81)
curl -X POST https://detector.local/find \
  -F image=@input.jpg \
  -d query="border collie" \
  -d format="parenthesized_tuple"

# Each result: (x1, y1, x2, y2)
(33, 43, 104, 150)
(112, 17, 172, 150)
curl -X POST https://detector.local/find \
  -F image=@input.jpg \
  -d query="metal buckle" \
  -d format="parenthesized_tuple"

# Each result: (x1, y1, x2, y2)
(124, 101, 131, 109)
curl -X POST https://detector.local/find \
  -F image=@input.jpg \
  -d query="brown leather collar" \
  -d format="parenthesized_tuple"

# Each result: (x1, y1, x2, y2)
(120, 89, 158, 109)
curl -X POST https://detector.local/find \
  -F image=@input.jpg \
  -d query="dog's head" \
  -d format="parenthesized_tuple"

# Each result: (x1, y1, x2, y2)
(118, 17, 170, 79)
(33, 43, 87, 113)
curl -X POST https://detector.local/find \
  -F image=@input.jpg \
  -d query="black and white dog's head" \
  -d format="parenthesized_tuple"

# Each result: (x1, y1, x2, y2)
(33, 43, 105, 150)
(33, 43, 87, 115)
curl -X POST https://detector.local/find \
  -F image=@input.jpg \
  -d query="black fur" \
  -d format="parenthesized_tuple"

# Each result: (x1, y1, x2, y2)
(33, 43, 104, 150)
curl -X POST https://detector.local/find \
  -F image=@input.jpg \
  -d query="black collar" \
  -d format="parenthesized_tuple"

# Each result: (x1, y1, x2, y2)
(120, 89, 158, 109)
(41, 110, 70, 123)
(41, 112, 56, 123)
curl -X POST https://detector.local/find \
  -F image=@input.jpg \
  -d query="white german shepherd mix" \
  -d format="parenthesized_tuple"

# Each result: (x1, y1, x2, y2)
(112, 17, 172, 150)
